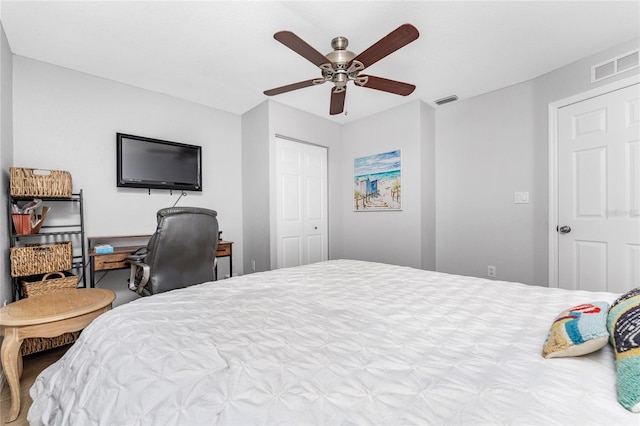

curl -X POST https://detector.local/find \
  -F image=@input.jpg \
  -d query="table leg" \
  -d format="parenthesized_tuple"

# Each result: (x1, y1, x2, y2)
(1, 327, 23, 422)
(17, 349, 23, 379)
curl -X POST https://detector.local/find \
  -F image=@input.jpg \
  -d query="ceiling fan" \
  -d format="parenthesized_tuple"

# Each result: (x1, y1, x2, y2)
(263, 24, 419, 115)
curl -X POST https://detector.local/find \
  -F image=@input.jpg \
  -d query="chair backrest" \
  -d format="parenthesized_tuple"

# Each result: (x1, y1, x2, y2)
(143, 207, 219, 295)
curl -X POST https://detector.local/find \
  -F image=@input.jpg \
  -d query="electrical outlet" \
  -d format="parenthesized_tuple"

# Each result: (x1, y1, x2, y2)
(251, 260, 256, 272)
(488, 265, 496, 278)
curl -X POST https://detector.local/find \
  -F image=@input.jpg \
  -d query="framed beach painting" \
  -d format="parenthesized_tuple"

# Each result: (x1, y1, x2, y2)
(353, 149, 402, 211)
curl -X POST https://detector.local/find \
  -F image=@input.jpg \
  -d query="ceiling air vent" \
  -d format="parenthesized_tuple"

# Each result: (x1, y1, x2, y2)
(434, 95, 458, 106)
(592, 49, 639, 83)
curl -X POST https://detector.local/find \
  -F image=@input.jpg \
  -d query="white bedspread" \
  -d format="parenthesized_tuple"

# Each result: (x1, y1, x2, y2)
(28, 260, 637, 425)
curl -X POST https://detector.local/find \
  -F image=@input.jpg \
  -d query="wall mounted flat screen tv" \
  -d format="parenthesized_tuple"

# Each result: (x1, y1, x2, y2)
(117, 133, 202, 191)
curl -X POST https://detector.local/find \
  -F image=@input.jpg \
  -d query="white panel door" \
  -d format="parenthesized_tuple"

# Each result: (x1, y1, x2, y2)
(275, 139, 328, 269)
(558, 83, 640, 292)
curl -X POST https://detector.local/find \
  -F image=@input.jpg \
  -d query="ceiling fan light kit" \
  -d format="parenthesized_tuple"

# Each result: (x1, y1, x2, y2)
(264, 24, 419, 115)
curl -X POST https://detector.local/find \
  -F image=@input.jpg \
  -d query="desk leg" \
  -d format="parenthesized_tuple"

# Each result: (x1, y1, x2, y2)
(90, 257, 96, 288)
(1, 327, 23, 422)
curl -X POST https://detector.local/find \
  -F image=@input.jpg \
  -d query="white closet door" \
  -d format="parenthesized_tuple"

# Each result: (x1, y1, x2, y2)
(275, 138, 328, 269)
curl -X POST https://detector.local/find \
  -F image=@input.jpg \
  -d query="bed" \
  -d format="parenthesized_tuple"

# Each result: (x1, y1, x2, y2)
(28, 259, 638, 425)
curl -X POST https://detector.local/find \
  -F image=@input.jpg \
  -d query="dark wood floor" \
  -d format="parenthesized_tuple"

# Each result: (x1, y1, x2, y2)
(0, 345, 69, 425)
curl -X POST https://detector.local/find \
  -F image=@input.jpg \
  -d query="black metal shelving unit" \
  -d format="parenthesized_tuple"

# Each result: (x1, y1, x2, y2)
(8, 189, 87, 301)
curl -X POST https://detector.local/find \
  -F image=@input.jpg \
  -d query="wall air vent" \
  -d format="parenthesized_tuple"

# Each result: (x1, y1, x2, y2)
(591, 49, 639, 83)
(434, 95, 458, 106)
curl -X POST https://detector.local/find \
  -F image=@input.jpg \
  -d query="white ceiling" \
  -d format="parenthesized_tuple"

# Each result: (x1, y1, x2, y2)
(1, 1, 639, 123)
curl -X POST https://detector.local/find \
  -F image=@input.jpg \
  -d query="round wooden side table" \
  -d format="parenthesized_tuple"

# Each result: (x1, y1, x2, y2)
(0, 288, 115, 422)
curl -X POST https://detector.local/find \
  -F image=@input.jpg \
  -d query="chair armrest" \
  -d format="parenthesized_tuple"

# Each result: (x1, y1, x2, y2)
(126, 259, 150, 294)
(125, 246, 148, 262)
(125, 254, 147, 262)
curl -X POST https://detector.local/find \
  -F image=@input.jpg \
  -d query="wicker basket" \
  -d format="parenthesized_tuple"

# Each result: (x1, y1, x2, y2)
(10, 167, 72, 198)
(20, 331, 80, 356)
(21, 271, 78, 297)
(10, 241, 72, 277)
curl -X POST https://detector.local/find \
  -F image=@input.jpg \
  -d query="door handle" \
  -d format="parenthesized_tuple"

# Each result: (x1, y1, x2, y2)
(557, 225, 571, 234)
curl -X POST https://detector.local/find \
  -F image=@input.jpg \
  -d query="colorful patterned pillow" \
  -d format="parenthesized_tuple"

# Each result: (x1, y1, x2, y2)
(542, 302, 609, 358)
(607, 287, 640, 413)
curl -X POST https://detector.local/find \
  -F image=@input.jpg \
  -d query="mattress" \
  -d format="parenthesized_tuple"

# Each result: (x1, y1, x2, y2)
(28, 259, 637, 425)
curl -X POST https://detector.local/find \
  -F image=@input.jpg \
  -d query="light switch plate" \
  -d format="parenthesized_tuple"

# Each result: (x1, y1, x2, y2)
(514, 192, 529, 204)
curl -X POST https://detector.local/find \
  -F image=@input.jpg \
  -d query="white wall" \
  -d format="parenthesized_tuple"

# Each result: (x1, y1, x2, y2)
(435, 37, 640, 286)
(436, 82, 537, 283)
(341, 100, 435, 269)
(419, 102, 436, 271)
(0, 22, 13, 307)
(241, 101, 270, 273)
(11, 56, 243, 305)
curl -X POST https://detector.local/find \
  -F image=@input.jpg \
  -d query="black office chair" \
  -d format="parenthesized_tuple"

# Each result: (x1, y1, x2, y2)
(127, 207, 219, 296)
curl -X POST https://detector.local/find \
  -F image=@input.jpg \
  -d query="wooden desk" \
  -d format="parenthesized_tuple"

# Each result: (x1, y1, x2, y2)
(0, 288, 115, 422)
(88, 235, 233, 286)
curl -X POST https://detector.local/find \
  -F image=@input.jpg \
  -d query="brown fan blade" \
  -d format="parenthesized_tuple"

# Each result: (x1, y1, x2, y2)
(357, 75, 416, 96)
(352, 24, 419, 69)
(264, 79, 320, 96)
(330, 88, 346, 115)
(274, 31, 330, 68)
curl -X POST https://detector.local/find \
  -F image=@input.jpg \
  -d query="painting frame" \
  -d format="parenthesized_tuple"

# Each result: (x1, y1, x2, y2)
(353, 149, 402, 211)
